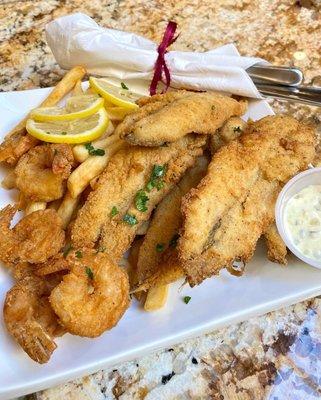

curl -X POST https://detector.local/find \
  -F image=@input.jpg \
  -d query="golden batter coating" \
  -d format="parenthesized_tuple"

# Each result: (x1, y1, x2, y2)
(264, 223, 288, 265)
(179, 115, 316, 286)
(117, 90, 247, 146)
(71, 134, 206, 259)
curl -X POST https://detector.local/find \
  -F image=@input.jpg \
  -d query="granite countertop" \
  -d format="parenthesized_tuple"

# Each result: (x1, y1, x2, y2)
(1, 1, 321, 399)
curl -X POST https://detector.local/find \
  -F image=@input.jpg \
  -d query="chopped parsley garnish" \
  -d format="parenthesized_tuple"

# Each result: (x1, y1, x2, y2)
(145, 181, 154, 192)
(121, 82, 129, 90)
(146, 164, 167, 192)
(135, 190, 149, 212)
(61, 131, 67, 135)
(92, 148, 105, 156)
(169, 233, 180, 248)
(233, 126, 242, 133)
(63, 243, 73, 258)
(183, 296, 191, 304)
(156, 243, 165, 252)
(123, 213, 138, 226)
(151, 164, 167, 179)
(85, 143, 105, 156)
(110, 206, 119, 217)
(75, 250, 82, 259)
(85, 266, 94, 280)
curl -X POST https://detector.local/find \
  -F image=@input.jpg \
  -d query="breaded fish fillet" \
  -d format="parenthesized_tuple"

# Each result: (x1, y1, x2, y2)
(117, 91, 247, 146)
(134, 156, 209, 290)
(71, 134, 206, 259)
(179, 115, 316, 286)
(264, 223, 287, 265)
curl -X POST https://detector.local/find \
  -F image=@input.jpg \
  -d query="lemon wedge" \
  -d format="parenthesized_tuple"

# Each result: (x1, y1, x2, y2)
(30, 95, 103, 122)
(89, 77, 140, 110)
(105, 106, 136, 121)
(26, 108, 109, 144)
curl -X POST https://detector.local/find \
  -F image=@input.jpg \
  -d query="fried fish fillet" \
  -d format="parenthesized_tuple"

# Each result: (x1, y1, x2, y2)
(179, 115, 316, 286)
(117, 91, 247, 146)
(71, 134, 206, 259)
(209, 117, 247, 154)
(134, 156, 209, 291)
(264, 223, 287, 265)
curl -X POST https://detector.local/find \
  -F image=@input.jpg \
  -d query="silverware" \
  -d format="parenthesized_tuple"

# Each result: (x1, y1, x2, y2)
(247, 65, 303, 86)
(256, 83, 321, 107)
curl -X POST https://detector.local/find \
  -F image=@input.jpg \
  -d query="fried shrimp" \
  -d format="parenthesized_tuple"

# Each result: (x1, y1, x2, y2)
(15, 144, 74, 202)
(0, 206, 65, 265)
(3, 274, 64, 363)
(50, 249, 130, 337)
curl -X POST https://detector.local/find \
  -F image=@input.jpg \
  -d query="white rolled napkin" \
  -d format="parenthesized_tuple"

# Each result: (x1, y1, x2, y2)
(46, 12, 267, 98)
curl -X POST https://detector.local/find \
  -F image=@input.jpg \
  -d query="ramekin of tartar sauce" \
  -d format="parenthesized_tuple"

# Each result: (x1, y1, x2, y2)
(275, 167, 321, 269)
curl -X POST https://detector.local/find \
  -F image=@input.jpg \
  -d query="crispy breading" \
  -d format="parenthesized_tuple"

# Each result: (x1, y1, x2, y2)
(264, 223, 287, 265)
(179, 115, 316, 286)
(117, 91, 247, 146)
(134, 156, 209, 290)
(71, 134, 206, 258)
(136, 91, 190, 107)
(98, 136, 206, 260)
(209, 117, 247, 154)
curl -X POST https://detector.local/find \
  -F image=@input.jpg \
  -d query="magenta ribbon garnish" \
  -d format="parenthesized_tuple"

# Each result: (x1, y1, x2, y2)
(149, 21, 178, 96)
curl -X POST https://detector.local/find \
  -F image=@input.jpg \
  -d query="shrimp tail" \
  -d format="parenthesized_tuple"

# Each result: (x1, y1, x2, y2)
(11, 321, 57, 364)
(3, 276, 60, 364)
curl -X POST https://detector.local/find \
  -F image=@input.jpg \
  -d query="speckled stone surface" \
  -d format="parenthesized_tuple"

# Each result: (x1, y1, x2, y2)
(1, 1, 321, 399)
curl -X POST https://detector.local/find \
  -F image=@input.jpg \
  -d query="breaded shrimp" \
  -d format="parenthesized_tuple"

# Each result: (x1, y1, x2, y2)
(15, 144, 74, 202)
(3, 274, 64, 364)
(50, 249, 130, 337)
(0, 206, 65, 265)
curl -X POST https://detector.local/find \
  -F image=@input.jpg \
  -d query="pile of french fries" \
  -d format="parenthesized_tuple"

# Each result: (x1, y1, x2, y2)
(1, 66, 174, 312)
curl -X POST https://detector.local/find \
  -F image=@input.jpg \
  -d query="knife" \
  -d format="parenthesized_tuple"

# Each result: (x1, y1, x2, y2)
(255, 83, 321, 107)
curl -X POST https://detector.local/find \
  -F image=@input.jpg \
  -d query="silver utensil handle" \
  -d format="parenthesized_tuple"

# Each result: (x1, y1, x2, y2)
(256, 83, 321, 107)
(248, 65, 303, 87)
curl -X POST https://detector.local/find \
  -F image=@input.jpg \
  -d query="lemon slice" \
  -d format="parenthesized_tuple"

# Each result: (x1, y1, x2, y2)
(105, 106, 136, 121)
(30, 95, 103, 122)
(26, 108, 109, 144)
(89, 77, 140, 110)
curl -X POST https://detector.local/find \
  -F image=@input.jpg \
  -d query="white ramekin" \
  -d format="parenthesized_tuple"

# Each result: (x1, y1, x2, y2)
(275, 167, 321, 270)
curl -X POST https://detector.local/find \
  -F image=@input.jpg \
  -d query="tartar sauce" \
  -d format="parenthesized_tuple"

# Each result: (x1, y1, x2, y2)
(284, 184, 321, 261)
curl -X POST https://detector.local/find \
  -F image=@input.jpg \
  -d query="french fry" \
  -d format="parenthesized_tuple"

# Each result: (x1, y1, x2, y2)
(47, 199, 62, 211)
(144, 285, 169, 311)
(25, 201, 47, 215)
(89, 175, 100, 190)
(72, 122, 115, 163)
(68, 138, 125, 198)
(1, 170, 16, 190)
(57, 191, 80, 229)
(0, 66, 87, 164)
(72, 79, 84, 96)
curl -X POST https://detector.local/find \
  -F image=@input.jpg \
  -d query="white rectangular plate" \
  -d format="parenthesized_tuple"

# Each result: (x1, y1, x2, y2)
(1, 88, 321, 400)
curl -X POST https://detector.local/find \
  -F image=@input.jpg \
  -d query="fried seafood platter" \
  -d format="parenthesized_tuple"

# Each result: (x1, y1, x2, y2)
(0, 66, 318, 365)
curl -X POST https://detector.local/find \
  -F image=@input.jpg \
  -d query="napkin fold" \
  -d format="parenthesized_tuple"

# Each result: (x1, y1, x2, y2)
(46, 13, 267, 98)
